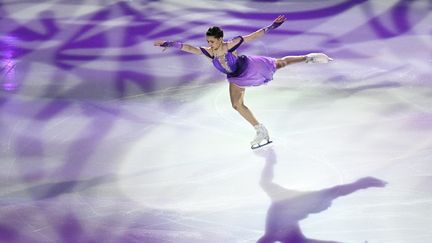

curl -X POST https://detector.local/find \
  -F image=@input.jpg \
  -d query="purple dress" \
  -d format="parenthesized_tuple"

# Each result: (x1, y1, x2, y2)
(200, 36, 277, 87)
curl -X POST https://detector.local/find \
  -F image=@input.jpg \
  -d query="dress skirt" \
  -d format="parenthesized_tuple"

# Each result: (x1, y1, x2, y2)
(227, 55, 277, 87)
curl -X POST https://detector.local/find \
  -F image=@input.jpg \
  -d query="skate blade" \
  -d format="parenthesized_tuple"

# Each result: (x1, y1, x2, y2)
(251, 140, 273, 150)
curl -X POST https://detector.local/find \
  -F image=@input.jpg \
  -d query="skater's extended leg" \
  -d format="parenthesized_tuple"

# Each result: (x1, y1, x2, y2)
(276, 53, 333, 69)
(229, 82, 259, 127)
(276, 55, 306, 69)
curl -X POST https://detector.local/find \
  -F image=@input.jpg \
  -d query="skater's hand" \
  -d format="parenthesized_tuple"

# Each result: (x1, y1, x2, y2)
(273, 15, 286, 24)
(154, 40, 165, 46)
(154, 40, 168, 52)
(154, 40, 183, 52)
(264, 15, 286, 33)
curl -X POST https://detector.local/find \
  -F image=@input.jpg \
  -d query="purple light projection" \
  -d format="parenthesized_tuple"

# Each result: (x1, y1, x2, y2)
(1, 36, 18, 92)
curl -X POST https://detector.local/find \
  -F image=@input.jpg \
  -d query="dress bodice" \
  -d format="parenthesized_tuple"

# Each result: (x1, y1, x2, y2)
(200, 36, 248, 78)
(212, 52, 237, 74)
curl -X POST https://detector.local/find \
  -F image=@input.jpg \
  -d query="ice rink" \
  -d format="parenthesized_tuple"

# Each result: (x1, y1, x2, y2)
(1, 0, 432, 242)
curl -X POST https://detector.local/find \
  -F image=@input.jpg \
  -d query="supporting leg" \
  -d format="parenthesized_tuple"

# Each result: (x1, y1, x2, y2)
(229, 82, 259, 127)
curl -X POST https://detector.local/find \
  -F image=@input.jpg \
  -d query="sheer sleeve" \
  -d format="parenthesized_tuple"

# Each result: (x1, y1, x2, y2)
(199, 47, 214, 59)
(228, 36, 244, 52)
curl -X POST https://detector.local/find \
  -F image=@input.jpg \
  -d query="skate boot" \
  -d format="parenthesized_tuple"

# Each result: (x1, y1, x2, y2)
(251, 124, 272, 149)
(305, 53, 333, 63)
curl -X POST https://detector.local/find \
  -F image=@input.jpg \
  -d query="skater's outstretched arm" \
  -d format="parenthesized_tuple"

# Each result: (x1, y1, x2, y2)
(228, 15, 286, 48)
(154, 40, 203, 55)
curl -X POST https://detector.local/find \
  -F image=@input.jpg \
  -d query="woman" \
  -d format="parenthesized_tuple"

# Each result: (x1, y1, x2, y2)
(154, 15, 333, 149)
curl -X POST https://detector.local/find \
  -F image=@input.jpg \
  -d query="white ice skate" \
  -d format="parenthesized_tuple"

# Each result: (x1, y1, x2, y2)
(251, 124, 272, 150)
(305, 53, 333, 64)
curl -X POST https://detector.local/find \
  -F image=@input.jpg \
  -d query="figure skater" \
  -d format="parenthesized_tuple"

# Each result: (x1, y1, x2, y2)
(154, 15, 333, 149)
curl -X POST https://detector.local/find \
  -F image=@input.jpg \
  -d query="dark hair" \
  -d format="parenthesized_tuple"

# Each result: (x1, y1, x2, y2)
(206, 26, 223, 39)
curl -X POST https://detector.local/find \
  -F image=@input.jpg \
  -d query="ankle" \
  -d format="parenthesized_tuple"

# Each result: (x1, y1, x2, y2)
(254, 123, 263, 130)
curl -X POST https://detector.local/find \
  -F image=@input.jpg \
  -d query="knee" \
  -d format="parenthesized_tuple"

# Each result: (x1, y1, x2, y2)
(232, 102, 243, 111)
(276, 62, 283, 69)
(232, 103, 240, 110)
(276, 59, 286, 69)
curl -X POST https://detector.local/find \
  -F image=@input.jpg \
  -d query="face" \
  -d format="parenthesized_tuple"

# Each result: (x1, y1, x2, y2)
(206, 36, 222, 49)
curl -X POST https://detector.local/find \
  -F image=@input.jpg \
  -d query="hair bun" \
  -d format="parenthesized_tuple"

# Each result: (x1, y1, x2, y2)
(206, 26, 224, 38)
